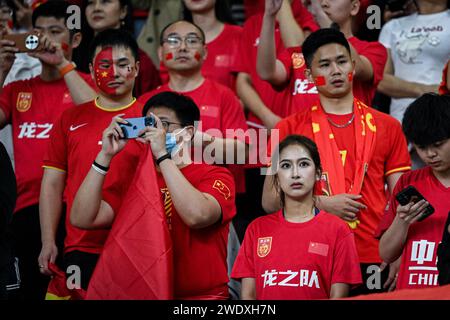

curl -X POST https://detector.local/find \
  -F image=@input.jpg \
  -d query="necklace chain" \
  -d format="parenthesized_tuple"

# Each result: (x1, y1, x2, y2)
(327, 112, 355, 128)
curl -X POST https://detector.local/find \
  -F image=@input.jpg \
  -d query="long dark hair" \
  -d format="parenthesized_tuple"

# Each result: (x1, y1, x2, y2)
(272, 135, 322, 208)
(182, 0, 236, 25)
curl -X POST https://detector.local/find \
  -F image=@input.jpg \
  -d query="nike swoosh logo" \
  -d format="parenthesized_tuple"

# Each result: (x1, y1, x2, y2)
(69, 123, 88, 131)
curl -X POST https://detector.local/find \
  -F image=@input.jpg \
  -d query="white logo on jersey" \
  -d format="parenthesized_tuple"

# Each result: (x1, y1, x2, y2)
(69, 123, 88, 131)
(293, 79, 318, 95)
(261, 269, 320, 289)
(411, 240, 435, 265)
(18, 122, 53, 139)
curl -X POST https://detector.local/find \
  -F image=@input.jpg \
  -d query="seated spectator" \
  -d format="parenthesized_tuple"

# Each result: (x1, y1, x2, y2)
(231, 135, 362, 299)
(71, 92, 237, 300)
(378, 93, 450, 290)
(75, 0, 160, 96)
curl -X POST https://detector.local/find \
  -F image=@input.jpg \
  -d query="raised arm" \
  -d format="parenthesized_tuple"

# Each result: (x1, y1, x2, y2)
(277, 0, 305, 48)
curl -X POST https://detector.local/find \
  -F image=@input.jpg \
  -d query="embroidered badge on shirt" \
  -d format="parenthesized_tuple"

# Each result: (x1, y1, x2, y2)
(213, 180, 231, 200)
(257, 237, 272, 258)
(291, 52, 305, 69)
(16, 92, 32, 112)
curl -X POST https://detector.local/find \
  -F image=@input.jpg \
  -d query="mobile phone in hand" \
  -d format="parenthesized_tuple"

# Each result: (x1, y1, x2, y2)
(2, 32, 43, 52)
(395, 185, 434, 221)
(119, 116, 156, 139)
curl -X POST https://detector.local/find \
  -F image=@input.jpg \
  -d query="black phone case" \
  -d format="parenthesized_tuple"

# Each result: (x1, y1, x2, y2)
(395, 186, 435, 221)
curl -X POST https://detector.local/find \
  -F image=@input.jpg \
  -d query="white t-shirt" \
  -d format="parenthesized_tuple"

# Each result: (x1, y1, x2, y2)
(379, 10, 450, 123)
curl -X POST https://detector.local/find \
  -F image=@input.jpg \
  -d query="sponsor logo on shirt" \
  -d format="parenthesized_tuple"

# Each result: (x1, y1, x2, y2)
(407, 240, 438, 286)
(16, 92, 32, 112)
(261, 269, 320, 289)
(17, 122, 52, 139)
(257, 237, 272, 258)
(291, 52, 305, 69)
(213, 180, 231, 200)
(69, 123, 88, 131)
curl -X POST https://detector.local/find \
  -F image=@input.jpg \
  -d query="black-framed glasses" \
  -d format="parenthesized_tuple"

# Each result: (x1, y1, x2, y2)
(161, 120, 184, 130)
(162, 35, 204, 49)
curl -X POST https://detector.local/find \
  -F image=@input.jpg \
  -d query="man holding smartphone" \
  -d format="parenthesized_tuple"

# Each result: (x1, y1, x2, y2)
(38, 28, 142, 295)
(378, 93, 450, 290)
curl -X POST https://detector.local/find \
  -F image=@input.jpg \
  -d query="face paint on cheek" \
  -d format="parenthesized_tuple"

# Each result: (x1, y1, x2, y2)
(348, 72, 353, 82)
(61, 42, 69, 53)
(165, 52, 173, 61)
(94, 47, 117, 95)
(314, 76, 326, 86)
(194, 51, 202, 61)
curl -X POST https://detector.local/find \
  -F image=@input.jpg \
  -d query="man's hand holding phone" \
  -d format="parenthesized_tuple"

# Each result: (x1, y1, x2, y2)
(395, 186, 435, 224)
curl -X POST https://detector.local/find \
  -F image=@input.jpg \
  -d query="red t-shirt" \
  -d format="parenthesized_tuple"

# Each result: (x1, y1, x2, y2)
(438, 60, 449, 95)
(160, 24, 242, 91)
(277, 37, 387, 115)
(43, 99, 143, 254)
(231, 210, 362, 299)
(0, 73, 92, 212)
(103, 151, 237, 299)
(139, 79, 248, 193)
(135, 48, 161, 97)
(376, 167, 450, 290)
(270, 105, 411, 263)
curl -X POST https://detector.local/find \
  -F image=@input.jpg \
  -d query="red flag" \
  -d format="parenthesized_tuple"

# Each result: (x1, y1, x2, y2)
(86, 147, 173, 299)
(45, 263, 86, 300)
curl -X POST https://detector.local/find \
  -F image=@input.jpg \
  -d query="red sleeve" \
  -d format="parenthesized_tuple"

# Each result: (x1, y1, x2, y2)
(195, 166, 236, 224)
(292, 0, 320, 32)
(233, 18, 255, 74)
(277, 48, 293, 87)
(42, 111, 68, 171)
(135, 50, 162, 96)
(231, 221, 256, 279)
(384, 117, 411, 176)
(439, 60, 450, 95)
(220, 88, 249, 143)
(331, 226, 363, 285)
(357, 41, 387, 87)
(0, 82, 15, 123)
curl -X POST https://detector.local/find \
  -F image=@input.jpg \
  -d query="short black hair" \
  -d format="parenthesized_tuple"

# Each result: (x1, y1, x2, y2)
(302, 28, 351, 69)
(142, 91, 200, 127)
(88, 29, 139, 64)
(32, 0, 78, 33)
(402, 93, 450, 146)
(159, 20, 206, 46)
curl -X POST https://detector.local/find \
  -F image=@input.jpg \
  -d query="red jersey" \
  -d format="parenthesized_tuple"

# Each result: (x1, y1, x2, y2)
(103, 148, 237, 299)
(231, 210, 362, 299)
(278, 37, 387, 115)
(43, 99, 143, 254)
(0, 73, 92, 212)
(376, 167, 450, 290)
(160, 24, 242, 91)
(271, 105, 411, 263)
(139, 79, 248, 193)
(439, 60, 449, 95)
(135, 48, 161, 97)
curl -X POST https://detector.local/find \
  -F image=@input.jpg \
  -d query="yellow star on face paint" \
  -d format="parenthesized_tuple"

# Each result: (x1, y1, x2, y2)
(101, 71, 108, 78)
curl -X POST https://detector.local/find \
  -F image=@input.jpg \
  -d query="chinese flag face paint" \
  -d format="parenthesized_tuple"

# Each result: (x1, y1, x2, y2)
(61, 42, 69, 53)
(314, 76, 326, 86)
(165, 52, 173, 61)
(348, 72, 353, 82)
(94, 47, 117, 95)
(194, 51, 202, 61)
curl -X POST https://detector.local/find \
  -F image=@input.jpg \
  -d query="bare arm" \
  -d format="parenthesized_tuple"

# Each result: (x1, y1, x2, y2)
(257, 0, 288, 86)
(348, 42, 375, 83)
(377, 49, 439, 98)
(241, 278, 257, 300)
(277, 0, 305, 48)
(236, 73, 281, 129)
(386, 172, 403, 194)
(38, 168, 66, 275)
(262, 173, 282, 213)
(59, 60, 97, 105)
(194, 130, 249, 163)
(330, 283, 350, 299)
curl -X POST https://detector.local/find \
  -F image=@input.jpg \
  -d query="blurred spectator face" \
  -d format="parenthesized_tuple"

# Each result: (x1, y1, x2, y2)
(306, 43, 354, 98)
(183, 0, 215, 13)
(85, 0, 127, 33)
(90, 45, 138, 97)
(0, 1, 12, 29)
(320, 0, 359, 25)
(414, 139, 450, 174)
(159, 21, 207, 73)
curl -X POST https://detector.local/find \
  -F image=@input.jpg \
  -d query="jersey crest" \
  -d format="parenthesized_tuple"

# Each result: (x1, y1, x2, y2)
(16, 92, 32, 112)
(257, 237, 272, 258)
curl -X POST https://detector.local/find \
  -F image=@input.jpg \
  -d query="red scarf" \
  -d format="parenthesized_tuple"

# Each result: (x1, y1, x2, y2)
(311, 98, 377, 228)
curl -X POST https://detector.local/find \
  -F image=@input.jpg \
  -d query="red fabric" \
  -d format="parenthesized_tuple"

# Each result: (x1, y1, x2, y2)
(0, 73, 93, 212)
(270, 105, 411, 263)
(45, 263, 86, 300)
(345, 284, 450, 300)
(139, 79, 248, 193)
(135, 49, 161, 97)
(160, 24, 242, 91)
(86, 147, 173, 300)
(439, 60, 450, 95)
(375, 167, 450, 290)
(231, 211, 362, 299)
(103, 156, 236, 299)
(43, 99, 143, 254)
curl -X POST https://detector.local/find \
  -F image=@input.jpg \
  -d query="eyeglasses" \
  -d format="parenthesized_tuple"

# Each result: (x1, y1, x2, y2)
(162, 35, 204, 49)
(161, 120, 184, 130)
